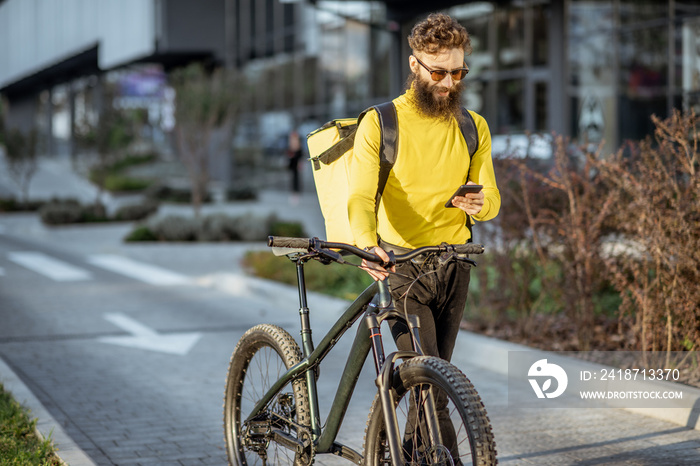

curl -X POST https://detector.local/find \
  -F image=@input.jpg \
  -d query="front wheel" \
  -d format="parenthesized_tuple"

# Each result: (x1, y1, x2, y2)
(363, 356, 497, 465)
(223, 324, 311, 465)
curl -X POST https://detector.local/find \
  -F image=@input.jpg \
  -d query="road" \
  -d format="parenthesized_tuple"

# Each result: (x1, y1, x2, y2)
(1, 215, 700, 465)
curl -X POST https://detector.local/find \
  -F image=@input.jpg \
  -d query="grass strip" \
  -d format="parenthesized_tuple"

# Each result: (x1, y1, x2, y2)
(0, 383, 60, 465)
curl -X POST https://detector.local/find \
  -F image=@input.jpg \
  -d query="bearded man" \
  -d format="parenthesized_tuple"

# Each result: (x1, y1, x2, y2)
(348, 11, 500, 368)
(347, 12, 500, 461)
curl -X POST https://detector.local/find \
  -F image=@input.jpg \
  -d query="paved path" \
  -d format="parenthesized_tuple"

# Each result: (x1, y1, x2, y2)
(2, 156, 700, 465)
(2, 214, 700, 465)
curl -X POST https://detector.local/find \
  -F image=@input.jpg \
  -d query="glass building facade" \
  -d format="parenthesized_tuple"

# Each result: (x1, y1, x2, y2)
(3, 0, 700, 167)
(232, 0, 700, 158)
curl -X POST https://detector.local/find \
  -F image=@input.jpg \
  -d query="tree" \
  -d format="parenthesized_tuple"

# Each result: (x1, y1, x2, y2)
(3, 127, 39, 206)
(2, 96, 39, 205)
(170, 63, 244, 217)
(74, 82, 135, 211)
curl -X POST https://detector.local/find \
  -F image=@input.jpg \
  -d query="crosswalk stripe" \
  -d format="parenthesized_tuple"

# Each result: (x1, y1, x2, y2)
(8, 251, 93, 281)
(86, 254, 189, 286)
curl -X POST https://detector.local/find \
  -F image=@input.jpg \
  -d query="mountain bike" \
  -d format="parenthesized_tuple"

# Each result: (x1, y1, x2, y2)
(223, 236, 497, 465)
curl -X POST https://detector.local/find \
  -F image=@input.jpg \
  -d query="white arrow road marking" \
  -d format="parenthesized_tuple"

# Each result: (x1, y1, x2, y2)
(87, 254, 189, 285)
(8, 251, 92, 281)
(99, 313, 201, 355)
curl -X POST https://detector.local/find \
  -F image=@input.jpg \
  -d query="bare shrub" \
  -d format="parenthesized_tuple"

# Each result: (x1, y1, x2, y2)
(499, 139, 618, 350)
(468, 156, 568, 336)
(597, 110, 700, 355)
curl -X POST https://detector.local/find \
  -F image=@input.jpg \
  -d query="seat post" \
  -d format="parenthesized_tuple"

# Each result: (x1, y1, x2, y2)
(294, 258, 314, 357)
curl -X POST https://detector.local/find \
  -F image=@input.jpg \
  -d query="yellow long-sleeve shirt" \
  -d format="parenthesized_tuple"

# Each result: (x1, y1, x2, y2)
(347, 89, 500, 249)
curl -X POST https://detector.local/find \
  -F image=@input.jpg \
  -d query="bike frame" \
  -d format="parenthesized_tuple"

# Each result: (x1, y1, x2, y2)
(243, 255, 425, 465)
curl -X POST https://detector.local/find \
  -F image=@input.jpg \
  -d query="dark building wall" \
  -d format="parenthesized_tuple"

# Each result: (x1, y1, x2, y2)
(4, 94, 38, 134)
(159, 0, 226, 62)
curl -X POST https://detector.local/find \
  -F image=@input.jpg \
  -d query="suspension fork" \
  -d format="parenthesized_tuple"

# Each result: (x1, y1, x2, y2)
(369, 278, 442, 465)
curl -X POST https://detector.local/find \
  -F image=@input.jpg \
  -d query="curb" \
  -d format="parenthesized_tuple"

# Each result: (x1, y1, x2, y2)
(455, 330, 700, 430)
(0, 357, 97, 466)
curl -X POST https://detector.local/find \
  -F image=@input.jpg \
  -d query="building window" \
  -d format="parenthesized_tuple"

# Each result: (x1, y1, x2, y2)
(497, 8, 525, 70)
(618, 2, 669, 141)
(568, 0, 617, 146)
(532, 4, 549, 67)
(497, 79, 524, 133)
(535, 81, 548, 131)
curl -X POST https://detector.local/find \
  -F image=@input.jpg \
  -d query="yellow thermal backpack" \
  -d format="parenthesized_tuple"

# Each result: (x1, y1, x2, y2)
(307, 102, 479, 244)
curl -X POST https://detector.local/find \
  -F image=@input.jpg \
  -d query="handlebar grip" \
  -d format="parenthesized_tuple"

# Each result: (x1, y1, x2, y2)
(453, 243, 485, 255)
(267, 236, 312, 249)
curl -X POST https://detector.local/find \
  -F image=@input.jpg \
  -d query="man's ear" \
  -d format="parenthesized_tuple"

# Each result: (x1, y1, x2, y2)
(408, 55, 418, 74)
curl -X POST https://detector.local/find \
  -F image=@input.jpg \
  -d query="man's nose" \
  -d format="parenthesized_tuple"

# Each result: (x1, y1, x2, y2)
(442, 74, 454, 88)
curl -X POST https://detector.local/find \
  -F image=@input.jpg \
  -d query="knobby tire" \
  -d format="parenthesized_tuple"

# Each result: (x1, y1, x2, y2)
(223, 324, 311, 465)
(363, 356, 497, 466)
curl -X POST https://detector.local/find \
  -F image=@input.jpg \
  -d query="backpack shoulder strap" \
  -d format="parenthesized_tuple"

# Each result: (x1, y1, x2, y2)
(366, 101, 397, 210)
(459, 107, 479, 159)
(459, 107, 479, 242)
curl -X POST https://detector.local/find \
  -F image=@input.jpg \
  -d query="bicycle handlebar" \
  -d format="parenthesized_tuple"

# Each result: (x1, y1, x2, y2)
(267, 236, 484, 264)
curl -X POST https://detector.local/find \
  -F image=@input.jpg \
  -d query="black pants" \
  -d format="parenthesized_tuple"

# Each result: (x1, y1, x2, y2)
(381, 241, 472, 463)
(382, 241, 472, 360)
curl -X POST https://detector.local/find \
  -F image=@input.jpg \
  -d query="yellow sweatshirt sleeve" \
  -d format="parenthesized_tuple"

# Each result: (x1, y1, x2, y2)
(468, 111, 500, 223)
(347, 109, 382, 249)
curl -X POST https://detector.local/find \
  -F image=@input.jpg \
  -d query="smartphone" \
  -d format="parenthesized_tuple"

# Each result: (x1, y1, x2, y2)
(445, 184, 483, 208)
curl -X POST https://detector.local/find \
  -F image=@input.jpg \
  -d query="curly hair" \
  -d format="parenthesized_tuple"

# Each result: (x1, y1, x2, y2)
(408, 13, 472, 55)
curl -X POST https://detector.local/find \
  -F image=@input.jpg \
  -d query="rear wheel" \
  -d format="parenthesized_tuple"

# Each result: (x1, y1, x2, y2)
(363, 356, 497, 465)
(223, 324, 311, 465)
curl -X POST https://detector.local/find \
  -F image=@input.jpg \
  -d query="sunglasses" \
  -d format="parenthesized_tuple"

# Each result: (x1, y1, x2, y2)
(414, 56, 469, 81)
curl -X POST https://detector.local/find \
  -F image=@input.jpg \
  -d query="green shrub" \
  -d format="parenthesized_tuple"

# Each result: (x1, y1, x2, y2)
(39, 202, 83, 225)
(147, 215, 199, 241)
(38, 200, 109, 225)
(234, 213, 271, 241)
(114, 201, 159, 221)
(197, 213, 241, 241)
(226, 186, 257, 201)
(124, 225, 158, 242)
(145, 185, 211, 204)
(103, 174, 152, 192)
(108, 152, 157, 172)
(269, 220, 305, 238)
(81, 203, 108, 222)
(243, 250, 373, 300)
(88, 152, 158, 193)
(0, 198, 44, 212)
(123, 213, 306, 243)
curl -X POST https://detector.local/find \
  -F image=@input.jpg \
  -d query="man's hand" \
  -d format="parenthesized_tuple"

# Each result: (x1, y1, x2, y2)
(360, 246, 396, 281)
(451, 181, 484, 215)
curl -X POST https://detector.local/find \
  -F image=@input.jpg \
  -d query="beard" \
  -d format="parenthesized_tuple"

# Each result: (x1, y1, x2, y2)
(406, 72, 465, 122)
